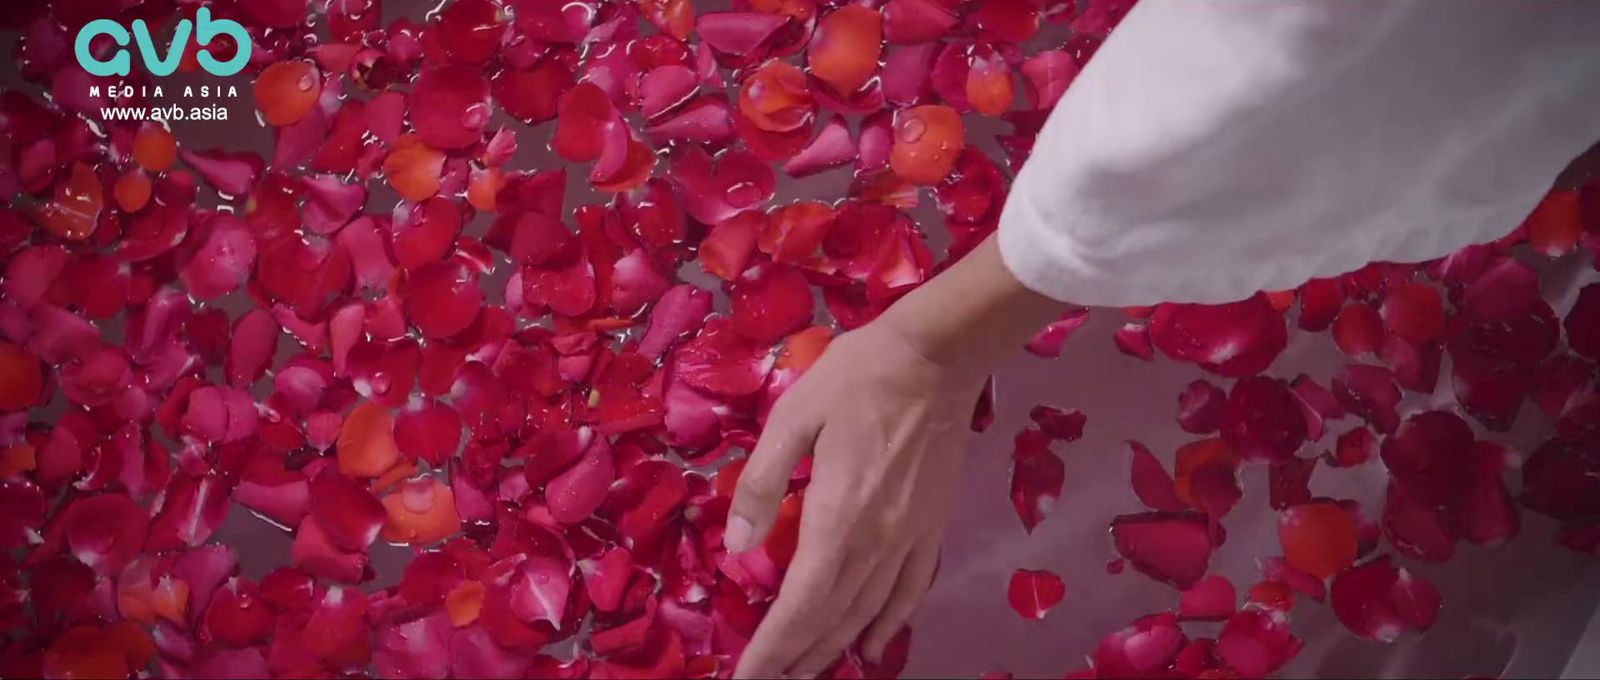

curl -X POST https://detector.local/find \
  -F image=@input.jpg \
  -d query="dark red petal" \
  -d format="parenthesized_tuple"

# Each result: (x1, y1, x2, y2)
(1006, 568, 1066, 620)
(1332, 303, 1384, 358)
(1380, 410, 1474, 506)
(1567, 283, 1600, 360)
(1333, 364, 1402, 434)
(1330, 555, 1439, 642)
(308, 470, 387, 551)
(1111, 512, 1213, 589)
(1029, 405, 1086, 442)
(1220, 377, 1306, 464)
(1382, 478, 1458, 563)
(1128, 440, 1184, 513)
(1288, 374, 1345, 441)
(1011, 430, 1063, 533)
(1267, 456, 1315, 511)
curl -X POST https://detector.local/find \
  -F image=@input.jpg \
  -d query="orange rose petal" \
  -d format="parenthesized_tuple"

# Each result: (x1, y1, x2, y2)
(0, 444, 36, 477)
(747, 0, 815, 21)
(713, 457, 746, 498)
(590, 137, 657, 194)
(106, 620, 157, 669)
(738, 61, 814, 133)
(0, 341, 45, 411)
(255, 60, 323, 127)
(114, 168, 153, 213)
(1279, 501, 1359, 579)
(1524, 188, 1583, 257)
(809, 6, 884, 95)
(776, 325, 833, 372)
(966, 52, 1014, 117)
(765, 493, 804, 570)
(154, 577, 191, 624)
(384, 134, 446, 202)
(371, 459, 421, 494)
(337, 402, 402, 478)
(1263, 289, 1297, 312)
(890, 104, 964, 185)
(44, 627, 128, 680)
(40, 162, 104, 241)
(643, 0, 694, 40)
(466, 166, 505, 211)
(380, 477, 461, 544)
(133, 125, 177, 172)
(446, 581, 485, 626)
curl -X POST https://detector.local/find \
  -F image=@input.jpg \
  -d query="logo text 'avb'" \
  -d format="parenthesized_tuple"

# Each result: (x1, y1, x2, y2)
(75, 8, 253, 78)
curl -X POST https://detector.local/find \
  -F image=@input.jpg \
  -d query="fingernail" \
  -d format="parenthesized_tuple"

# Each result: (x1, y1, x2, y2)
(725, 516, 754, 552)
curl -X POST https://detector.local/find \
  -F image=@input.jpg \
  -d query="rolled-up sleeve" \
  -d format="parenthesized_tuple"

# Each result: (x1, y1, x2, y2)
(999, 1, 1600, 306)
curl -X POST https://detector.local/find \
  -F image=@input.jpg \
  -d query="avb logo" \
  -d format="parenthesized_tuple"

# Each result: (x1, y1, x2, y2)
(74, 7, 253, 78)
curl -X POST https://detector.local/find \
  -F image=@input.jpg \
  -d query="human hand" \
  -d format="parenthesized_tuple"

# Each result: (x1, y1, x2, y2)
(726, 319, 982, 678)
(726, 237, 1069, 678)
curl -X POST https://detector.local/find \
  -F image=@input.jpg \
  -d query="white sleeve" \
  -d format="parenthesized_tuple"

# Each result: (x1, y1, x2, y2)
(998, 1, 1600, 307)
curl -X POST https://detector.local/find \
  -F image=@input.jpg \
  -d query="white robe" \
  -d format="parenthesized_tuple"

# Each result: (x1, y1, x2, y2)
(998, 1, 1600, 306)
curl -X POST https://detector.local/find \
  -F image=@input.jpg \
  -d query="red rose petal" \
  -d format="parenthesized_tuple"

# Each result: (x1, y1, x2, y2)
(1029, 405, 1086, 441)
(1150, 295, 1288, 377)
(883, 0, 958, 43)
(1330, 555, 1440, 642)
(1020, 49, 1076, 110)
(1024, 309, 1090, 358)
(1176, 379, 1226, 434)
(1220, 377, 1306, 464)
(1007, 568, 1066, 620)
(1278, 500, 1358, 579)
(1011, 429, 1063, 533)
(1111, 512, 1213, 589)
(1333, 364, 1402, 434)
(729, 263, 814, 344)
(1567, 283, 1600, 360)
(1178, 574, 1237, 622)
(1129, 440, 1184, 513)
(405, 260, 484, 340)
(781, 116, 858, 178)
(546, 438, 615, 525)
(307, 470, 386, 551)
(1216, 609, 1300, 679)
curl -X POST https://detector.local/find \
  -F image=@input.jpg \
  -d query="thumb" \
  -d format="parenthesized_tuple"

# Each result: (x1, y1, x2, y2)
(726, 405, 817, 553)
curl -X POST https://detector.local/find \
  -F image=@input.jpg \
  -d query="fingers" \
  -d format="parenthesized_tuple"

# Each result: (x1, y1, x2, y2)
(860, 534, 940, 662)
(787, 547, 908, 677)
(727, 395, 819, 553)
(732, 537, 851, 679)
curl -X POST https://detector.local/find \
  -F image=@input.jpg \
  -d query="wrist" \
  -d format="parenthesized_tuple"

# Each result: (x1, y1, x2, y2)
(876, 236, 1070, 375)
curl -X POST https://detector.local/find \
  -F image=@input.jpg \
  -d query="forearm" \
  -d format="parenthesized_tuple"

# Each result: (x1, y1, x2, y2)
(878, 235, 1069, 376)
